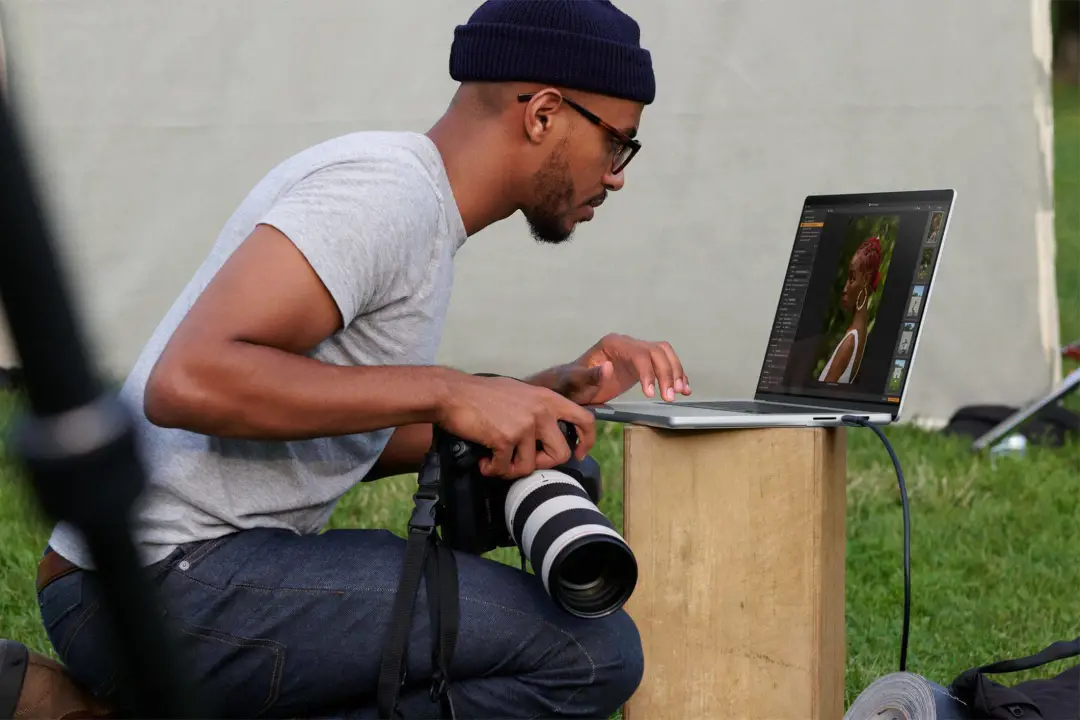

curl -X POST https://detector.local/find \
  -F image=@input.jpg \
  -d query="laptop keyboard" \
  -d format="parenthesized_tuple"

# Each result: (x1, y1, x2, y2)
(675, 400, 824, 415)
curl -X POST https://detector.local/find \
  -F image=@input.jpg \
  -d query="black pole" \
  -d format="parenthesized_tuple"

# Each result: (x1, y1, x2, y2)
(0, 88, 204, 716)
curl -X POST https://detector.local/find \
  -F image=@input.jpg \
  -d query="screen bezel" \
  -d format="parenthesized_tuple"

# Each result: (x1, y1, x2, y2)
(753, 188, 956, 418)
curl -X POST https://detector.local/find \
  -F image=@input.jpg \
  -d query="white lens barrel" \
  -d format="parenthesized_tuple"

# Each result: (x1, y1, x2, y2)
(504, 469, 637, 618)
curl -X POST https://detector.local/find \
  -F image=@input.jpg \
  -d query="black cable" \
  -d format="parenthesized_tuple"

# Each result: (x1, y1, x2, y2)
(841, 415, 911, 673)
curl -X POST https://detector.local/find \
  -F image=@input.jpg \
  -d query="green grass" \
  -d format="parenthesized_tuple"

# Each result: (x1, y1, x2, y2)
(1057, 86, 1080, 355)
(2, 87, 1079, 714)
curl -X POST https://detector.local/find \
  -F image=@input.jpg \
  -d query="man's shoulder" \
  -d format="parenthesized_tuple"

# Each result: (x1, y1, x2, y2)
(261, 130, 453, 223)
(283, 131, 445, 185)
(300, 129, 430, 157)
(250, 130, 461, 319)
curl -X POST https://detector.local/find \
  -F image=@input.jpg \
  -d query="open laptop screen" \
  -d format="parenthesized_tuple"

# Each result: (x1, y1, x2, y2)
(754, 190, 953, 412)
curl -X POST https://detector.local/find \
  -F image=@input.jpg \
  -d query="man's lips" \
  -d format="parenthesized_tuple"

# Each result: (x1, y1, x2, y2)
(579, 193, 607, 222)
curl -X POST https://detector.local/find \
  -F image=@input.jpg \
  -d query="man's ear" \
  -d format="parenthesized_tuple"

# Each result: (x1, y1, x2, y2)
(522, 89, 564, 144)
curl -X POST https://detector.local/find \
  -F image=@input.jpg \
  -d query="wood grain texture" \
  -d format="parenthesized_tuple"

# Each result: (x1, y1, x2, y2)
(621, 426, 846, 720)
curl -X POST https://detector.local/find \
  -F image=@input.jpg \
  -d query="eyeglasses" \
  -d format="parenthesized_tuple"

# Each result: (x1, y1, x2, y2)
(517, 92, 641, 175)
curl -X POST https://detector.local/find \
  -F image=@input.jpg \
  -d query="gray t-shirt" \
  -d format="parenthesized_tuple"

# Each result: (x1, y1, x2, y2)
(49, 131, 467, 568)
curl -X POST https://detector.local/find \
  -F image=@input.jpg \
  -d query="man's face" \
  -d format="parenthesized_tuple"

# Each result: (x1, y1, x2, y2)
(520, 91, 643, 245)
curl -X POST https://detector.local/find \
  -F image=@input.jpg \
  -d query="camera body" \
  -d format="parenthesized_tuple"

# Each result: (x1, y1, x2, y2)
(432, 420, 636, 619)
(435, 421, 603, 556)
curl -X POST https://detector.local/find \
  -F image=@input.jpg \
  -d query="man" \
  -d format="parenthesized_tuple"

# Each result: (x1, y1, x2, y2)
(2, 1, 692, 717)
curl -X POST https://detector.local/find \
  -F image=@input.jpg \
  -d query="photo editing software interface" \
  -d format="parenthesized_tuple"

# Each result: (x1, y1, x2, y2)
(756, 194, 950, 407)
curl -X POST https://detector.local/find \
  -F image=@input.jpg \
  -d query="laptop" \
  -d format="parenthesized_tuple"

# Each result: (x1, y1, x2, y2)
(590, 189, 956, 429)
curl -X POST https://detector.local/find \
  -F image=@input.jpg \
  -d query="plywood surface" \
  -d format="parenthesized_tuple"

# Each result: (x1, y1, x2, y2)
(622, 425, 846, 720)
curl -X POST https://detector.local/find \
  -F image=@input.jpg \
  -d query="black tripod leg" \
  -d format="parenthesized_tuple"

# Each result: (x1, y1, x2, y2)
(0, 85, 205, 718)
(971, 368, 1080, 451)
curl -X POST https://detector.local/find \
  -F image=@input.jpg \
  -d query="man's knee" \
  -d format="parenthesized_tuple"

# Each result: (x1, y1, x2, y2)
(575, 609, 645, 712)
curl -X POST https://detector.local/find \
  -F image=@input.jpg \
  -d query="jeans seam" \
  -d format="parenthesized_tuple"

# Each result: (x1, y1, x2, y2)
(39, 591, 82, 634)
(168, 569, 228, 592)
(58, 600, 100, 660)
(232, 583, 347, 596)
(171, 572, 397, 596)
(529, 632, 596, 719)
(98, 667, 118, 700)
(181, 537, 229, 569)
(176, 623, 286, 717)
(460, 595, 598, 718)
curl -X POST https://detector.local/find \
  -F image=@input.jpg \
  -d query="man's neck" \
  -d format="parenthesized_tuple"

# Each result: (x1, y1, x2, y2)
(426, 116, 520, 237)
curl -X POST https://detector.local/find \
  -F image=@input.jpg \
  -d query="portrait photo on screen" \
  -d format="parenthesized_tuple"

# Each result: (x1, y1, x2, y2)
(926, 210, 944, 244)
(812, 214, 898, 385)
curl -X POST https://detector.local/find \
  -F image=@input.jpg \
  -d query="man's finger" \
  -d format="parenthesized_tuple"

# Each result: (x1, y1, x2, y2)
(510, 429, 538, 478)
(648, 346, 677, 402)
(484, 442, 515, 479)
(657, 341, 689, 395)
(560, 402, 597, 460)
(535, 417, 572, 469)
(631, 353, 658, 399)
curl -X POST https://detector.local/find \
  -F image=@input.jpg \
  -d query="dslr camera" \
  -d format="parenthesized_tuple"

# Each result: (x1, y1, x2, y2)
(433, 421, 638, 619)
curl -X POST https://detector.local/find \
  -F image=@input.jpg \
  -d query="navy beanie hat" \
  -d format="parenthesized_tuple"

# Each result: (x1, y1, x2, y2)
(449, 0, 656, 105)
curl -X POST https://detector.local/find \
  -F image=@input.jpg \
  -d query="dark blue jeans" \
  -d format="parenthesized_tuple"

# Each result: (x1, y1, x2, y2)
(37, 527, 643, 718)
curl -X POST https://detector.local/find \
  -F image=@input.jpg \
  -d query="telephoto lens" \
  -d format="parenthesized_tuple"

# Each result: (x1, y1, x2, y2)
(504, 464, 638, 619)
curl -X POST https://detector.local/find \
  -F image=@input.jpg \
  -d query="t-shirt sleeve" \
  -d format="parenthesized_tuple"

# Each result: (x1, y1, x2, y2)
(257, 159, 438, 326)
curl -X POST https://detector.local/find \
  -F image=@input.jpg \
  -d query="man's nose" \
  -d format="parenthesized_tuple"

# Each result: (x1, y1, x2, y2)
(603, 169, 626, 192)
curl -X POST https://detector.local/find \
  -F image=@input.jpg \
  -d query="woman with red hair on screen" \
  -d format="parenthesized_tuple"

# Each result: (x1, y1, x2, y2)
(818, 235, 884, 384)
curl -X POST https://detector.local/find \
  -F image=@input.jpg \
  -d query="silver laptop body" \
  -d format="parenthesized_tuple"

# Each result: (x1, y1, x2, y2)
(591, 189, 956, 430)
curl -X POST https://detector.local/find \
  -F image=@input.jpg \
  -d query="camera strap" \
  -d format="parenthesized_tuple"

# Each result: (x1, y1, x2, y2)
(377, 449, 460, 720)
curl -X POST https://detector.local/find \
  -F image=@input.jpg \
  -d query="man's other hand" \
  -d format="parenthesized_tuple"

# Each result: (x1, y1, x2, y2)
(436, 375, 597, 480)
(528, 334, 691, 405)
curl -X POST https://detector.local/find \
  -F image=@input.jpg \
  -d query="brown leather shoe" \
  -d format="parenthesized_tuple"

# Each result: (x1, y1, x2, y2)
(0, 640, 113, 719)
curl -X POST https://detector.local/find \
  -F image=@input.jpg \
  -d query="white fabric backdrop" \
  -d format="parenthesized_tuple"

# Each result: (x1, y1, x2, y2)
(0, 0, 1061, 426)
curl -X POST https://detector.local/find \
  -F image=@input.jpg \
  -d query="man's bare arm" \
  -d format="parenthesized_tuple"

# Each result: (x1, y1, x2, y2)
(144, 222, 600, 477)
(144, 224, 453, 440)
(363, 423, 435, 480)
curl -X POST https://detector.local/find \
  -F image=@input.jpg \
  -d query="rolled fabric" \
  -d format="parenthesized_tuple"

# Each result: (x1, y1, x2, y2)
(844, 672, 971, 720)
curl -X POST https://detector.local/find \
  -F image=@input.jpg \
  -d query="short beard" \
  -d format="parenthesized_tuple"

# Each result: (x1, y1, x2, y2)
(525, 140, 576, 245)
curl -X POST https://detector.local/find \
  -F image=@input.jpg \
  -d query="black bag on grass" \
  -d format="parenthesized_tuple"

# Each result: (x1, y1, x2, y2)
(941, 404, 1080, 448)
(948, 637, 1080, 718)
